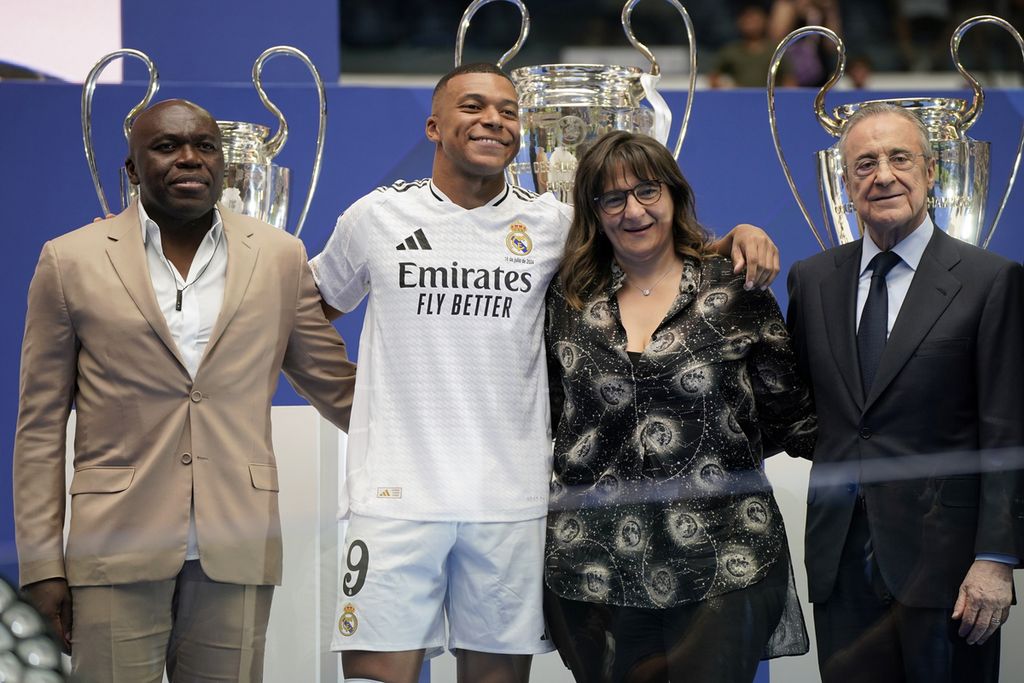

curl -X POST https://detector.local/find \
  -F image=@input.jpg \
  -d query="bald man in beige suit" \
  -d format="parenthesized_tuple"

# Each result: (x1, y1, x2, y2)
(13, 100, 356, 682)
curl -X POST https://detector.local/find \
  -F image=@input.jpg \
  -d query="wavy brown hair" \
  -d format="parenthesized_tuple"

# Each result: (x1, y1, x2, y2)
(560, 131, 711, 309)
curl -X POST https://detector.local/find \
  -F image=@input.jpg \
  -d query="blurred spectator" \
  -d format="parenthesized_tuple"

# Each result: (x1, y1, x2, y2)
(768, 0, 842, 86)
(1013, 0, 1024, 31)
(837, 54, 874, 89)
(336, 0, 1014, 78)
(895, 0, 952, 71)
(836, 0, 904, 72)
(340, 0, 411, 48)
(711, 3, 795, 87)
(948, 0, 1021, 74)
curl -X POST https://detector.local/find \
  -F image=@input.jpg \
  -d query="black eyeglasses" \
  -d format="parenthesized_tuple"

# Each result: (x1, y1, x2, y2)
(594, 180, 663, 215)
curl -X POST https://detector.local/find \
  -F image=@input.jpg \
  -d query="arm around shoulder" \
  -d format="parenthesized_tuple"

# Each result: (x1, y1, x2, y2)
(710, 224, 781, 290)
(281, 240, 357, 432)
(308, 198, 374, 315)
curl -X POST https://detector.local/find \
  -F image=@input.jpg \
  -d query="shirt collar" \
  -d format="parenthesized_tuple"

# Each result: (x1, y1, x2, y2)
(859, 214, 933, 276)
(428, 179, 511, 207)
(139, 201, 224, 247)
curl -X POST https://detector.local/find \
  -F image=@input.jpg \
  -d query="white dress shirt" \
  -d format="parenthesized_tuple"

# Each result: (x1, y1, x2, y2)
(855, 215, 933, 335)
(139, 202, 227, 560)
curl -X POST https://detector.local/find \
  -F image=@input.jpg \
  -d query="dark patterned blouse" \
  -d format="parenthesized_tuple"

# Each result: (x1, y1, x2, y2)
(545, 255, 816, 610)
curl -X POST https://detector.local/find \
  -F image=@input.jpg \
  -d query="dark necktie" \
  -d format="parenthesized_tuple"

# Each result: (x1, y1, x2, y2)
(857, 250, 902, 395)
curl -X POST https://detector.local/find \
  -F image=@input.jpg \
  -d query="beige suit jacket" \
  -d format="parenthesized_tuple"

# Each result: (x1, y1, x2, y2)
(14, 203, 356, 588)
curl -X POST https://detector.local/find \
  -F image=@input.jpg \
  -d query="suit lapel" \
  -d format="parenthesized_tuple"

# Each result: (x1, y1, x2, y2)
(202, 208, 259, 364)
(820, 241, 865, 409)
(105, 202, 189, 371)
(863, 229, 961, 410)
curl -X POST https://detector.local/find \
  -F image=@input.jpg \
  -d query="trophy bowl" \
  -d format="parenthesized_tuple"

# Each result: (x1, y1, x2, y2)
(817, 97, 990, 247)
(767, 16, 1023, 250)
(456, 0, 696, 203)
(509, 63, 657, 200)
(216, 121, 291, 231)
(83, 45, 326, 236)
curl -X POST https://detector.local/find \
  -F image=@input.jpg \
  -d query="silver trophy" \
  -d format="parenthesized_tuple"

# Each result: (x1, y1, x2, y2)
(82, 46, 326, 236)
(455, 0, 696, 203)
(767, 15, 1024, 250)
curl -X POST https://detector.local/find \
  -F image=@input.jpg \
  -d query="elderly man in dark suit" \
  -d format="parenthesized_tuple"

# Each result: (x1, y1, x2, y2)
(787, 102, 1024, 682)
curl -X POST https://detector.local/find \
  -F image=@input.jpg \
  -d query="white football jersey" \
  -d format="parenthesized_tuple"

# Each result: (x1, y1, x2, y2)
(311, 180, 573, 521)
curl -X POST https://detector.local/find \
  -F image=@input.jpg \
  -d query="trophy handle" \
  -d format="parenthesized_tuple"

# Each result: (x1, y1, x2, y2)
(621, 0, 696, 160)
(455, 0, 530, 68)
(252, 45, 328, 237)
(951, 15, 1024, 248)
(81, 49, 159, 216)
(766, 26, 846, 250)
(949, 16, 995, 133)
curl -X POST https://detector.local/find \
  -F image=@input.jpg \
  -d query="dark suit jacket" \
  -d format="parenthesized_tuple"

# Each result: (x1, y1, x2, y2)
(787, 228, 1024, 608)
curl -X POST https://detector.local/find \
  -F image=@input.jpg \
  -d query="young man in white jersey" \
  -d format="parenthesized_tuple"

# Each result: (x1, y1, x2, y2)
(310, 63, 781, 683)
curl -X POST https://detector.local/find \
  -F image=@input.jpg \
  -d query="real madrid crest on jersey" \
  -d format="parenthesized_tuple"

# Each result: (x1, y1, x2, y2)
(505, 222, 533, 256)
(338, 603, 359, 636)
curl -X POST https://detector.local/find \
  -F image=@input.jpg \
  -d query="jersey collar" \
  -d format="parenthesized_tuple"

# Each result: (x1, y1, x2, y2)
(428, 179, 511, 207)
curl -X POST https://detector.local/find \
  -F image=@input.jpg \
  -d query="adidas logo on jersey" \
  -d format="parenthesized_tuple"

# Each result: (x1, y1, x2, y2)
(396, 229, 432, 251)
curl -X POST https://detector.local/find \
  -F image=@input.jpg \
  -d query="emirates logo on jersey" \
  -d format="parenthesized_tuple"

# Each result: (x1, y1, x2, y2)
(505, 222, 533, 256)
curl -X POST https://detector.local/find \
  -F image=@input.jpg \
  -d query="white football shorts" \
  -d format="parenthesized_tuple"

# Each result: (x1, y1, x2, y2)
(330, 513, 554, 658)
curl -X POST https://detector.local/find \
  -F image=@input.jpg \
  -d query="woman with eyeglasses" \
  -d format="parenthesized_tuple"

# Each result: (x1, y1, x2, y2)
(543, 131, 816, 683)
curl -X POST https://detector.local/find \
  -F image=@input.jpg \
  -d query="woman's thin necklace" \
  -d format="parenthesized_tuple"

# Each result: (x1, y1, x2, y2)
(625, 263, 676, 296)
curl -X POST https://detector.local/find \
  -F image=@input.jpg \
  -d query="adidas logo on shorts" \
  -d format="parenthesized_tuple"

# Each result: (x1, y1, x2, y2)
(396, 228, 432, 251)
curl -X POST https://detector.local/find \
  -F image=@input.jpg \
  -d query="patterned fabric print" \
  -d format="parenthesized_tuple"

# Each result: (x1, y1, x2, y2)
(545, 255, 816, 609)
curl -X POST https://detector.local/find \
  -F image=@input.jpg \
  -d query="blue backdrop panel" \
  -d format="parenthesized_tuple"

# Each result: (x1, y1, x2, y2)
(121, 0, 340, 83)
(2, 83, 1022, 604)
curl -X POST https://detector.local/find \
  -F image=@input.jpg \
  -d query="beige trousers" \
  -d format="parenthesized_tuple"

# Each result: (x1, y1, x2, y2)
(70, 560, 274, 683)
